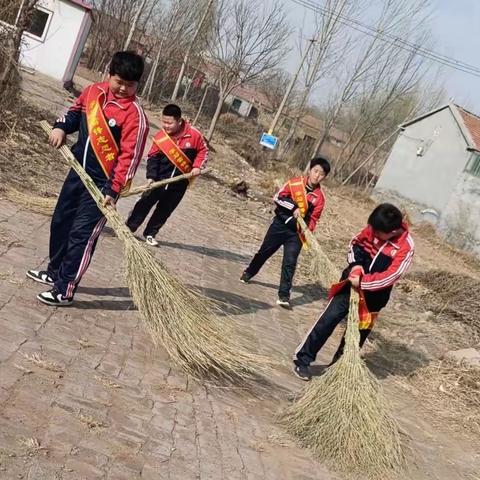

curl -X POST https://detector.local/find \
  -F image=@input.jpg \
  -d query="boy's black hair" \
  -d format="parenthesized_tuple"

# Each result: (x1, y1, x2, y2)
(310, 156, 331, 175)
(368, 203, 403, 233)
(109, 51, 144, 82)
(162, 104, 182, 119)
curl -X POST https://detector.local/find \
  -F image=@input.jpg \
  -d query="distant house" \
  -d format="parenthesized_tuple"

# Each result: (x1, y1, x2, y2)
(12, 0, 92, 85)
(375, 102, 480, 254)
(225, 84, 272, 119)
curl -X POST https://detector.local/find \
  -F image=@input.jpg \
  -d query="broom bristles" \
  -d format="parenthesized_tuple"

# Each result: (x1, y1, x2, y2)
(283, 289, 404, 478)
(297, 216, 339, 288)
(39, 121, 273, 386)
(4, 187, 56, 216)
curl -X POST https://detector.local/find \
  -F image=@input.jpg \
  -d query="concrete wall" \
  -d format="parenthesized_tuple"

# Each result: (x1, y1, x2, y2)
(375, 107, 468, 213)
(440, 169, 480, 255)
(225, 94, 252, 117)
(20, 0, 86, 81)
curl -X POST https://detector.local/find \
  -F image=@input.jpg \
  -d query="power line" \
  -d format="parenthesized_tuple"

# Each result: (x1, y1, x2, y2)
(289, 0, 480, 78)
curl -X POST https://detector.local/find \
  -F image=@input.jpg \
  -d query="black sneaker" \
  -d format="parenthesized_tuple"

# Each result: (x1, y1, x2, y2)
(276, 296, 291, 309)
(37, 288, 73, 307)
(26, 270, 54, 286)
(293, 363, 312, 381)
(240, 271, 252, 284)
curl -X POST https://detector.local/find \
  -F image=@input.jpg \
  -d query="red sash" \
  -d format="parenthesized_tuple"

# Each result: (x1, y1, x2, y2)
(328, 280, 378, 330)
(153, 128, 193, 174)
(86, 86, 119, 177)
(289, 176, 308, 244)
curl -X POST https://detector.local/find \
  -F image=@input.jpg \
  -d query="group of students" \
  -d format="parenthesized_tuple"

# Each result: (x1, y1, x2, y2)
(25, 51, 414, 382)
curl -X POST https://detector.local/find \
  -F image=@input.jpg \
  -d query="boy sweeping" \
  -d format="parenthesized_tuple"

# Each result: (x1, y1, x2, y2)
(293, 203, 414, 380)
(240, 157, 330, 309)
(126, 103, 208, 246)
(26, 51, 149, 306)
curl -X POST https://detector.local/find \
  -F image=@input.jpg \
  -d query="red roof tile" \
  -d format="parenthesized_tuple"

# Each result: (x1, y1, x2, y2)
(65, 0, 92, 11)
(456, 105, 480, 151)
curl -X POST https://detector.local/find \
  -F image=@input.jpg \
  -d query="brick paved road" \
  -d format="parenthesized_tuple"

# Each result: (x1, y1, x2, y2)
(0, 168, 479, 479)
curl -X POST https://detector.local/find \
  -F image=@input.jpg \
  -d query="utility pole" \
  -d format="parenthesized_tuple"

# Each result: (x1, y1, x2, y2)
(267, 38, 315, 135)
(171, 0, 215, 101)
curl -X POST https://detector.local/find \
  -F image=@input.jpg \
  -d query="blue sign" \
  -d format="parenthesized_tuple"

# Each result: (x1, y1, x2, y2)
(260, 132, 278, 150)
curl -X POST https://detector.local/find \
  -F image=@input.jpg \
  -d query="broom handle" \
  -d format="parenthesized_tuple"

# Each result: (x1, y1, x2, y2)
(122, 167, 211, 198)
(39, 120, 134, 240)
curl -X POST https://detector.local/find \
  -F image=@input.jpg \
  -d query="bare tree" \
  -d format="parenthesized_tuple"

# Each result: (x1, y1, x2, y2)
(204, 0, 290, 141)
(0, 0, 39, 108)
(280, 0, 361, 157)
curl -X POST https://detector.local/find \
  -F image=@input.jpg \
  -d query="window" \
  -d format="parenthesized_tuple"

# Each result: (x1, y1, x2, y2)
(231, 98, 242, 111)
(466, 153, 480, 178)
(25, 7, 51, 41)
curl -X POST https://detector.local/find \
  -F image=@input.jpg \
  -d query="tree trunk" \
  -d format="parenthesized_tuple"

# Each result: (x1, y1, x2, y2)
(206, 93, 224, 141)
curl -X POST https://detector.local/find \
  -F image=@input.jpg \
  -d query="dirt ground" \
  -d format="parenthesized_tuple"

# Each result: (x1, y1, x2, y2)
(0, 70, 479, 479)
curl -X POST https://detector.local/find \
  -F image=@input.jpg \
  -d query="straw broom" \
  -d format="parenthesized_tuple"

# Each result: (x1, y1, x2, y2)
(39, 121, 270, 385)
(283, 287, 404, 478)
(297, 216, 339, 288)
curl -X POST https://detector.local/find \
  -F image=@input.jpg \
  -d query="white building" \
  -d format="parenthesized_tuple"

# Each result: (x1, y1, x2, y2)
(375, 103, 480, 254)
(18, 0, 92, 85)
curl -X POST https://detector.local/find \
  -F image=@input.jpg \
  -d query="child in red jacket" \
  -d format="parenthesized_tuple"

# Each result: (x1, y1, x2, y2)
(126, 103, 208, 246)
(293, 203, 414, 380)
(27, 51, 149, 306)
(240, 157, 330, 309)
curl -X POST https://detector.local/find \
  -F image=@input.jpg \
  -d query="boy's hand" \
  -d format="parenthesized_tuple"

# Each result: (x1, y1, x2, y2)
(102, 195, 116, 209)
(49, 128, 66, 148)
(350, 276, 361, 289)
(293, 208, 301, 219)
(147, 178, 154, 185)
(191, 167, 201, 177)
(348, 266, 364, 289)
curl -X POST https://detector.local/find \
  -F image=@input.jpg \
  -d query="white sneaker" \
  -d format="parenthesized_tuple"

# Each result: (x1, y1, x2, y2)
(26, 269, 54, 286)
(145, 235, 159, 247)
(37, 288, 73, 307)
(276, 297, 291, 309)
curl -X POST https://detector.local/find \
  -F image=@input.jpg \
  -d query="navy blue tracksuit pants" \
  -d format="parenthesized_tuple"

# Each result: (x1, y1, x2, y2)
(47, 169, 111, 298)
(295, 288, 372, 366)
(245, 217, 302, 299)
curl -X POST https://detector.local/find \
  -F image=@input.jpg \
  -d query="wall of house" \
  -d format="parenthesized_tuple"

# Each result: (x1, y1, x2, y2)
(225, 94, 252, 117)
(20, 0, 86, 81)
(375, 107, 468, 214)
(440, 170, 480, 255)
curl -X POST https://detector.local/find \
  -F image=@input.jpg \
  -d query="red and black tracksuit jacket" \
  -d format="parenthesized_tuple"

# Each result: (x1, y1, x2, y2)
(294, 223, 414, 366)
(245, 177, 326, 299)
(273, 177, 325, 232)
(146, 122, 208, 189)
(47, 82, 149, 298)
(54, 81, 149, 196)
(343, 222, 415, 311)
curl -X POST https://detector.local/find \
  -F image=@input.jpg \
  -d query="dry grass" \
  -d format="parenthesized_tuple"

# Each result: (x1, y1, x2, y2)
(2, 188, 56, 216)
(408, 359, 480, 437)
(18, 437, 46, 456)
(79, 413, 107, 430)
(39, 121, 274, 388)
(22, 352, 64, 373)
(94, 375, 122, 389)
(409, 269, 480, 334)
(283, 289, 404, 479)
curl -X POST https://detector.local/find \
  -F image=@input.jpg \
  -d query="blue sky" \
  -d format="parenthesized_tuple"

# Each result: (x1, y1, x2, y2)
(283, 0, 480, 113)
(429, 0, 480, 111)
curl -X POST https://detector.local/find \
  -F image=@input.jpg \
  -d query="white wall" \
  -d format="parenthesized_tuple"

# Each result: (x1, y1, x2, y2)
(440, 170, 480, 255)
(375, 107, 468, 213)
(20, 0, 86, 81)
(225, 94, 252, 117)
